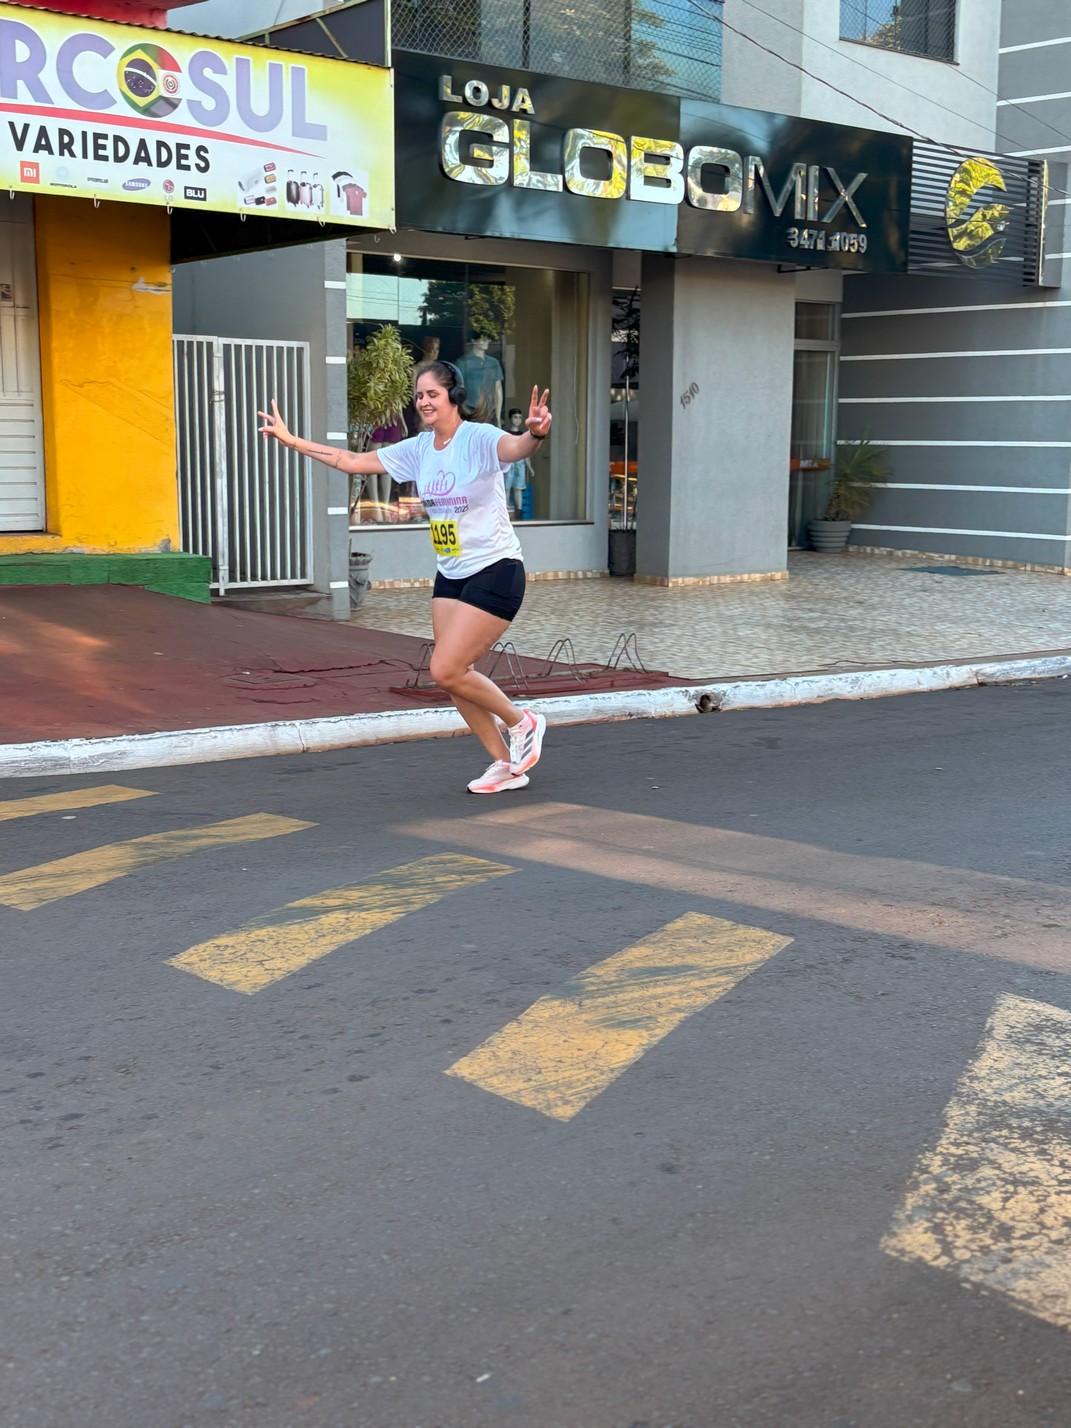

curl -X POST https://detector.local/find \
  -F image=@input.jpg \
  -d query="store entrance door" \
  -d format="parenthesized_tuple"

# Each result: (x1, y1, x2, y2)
(788, 302, 839, 548)
(609, 288, 639, 574)
(0, 195, 45, 533)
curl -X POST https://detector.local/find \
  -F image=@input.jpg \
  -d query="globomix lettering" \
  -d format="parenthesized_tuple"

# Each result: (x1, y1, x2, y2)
(439, 111, 868, 227)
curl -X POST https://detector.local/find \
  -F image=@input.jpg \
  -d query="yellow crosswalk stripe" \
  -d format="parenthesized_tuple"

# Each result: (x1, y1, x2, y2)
(446, 911, 792, 1121)
(0, 813, 314, 911)
(884, 994, 1071, 1330)
(168, 852, 516, 994)
(0, 785, 156, 823)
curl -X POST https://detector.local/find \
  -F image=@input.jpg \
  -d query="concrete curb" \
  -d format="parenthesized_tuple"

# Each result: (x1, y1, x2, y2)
(3, 653, 1070, 778)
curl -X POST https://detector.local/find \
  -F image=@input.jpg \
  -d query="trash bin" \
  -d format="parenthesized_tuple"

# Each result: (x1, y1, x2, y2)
(349, 551, 373, 609)
(608, 529, 636, 577)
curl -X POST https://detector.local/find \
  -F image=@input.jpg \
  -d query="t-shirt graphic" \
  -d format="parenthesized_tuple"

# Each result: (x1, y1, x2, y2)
(375, 421, 523, 579)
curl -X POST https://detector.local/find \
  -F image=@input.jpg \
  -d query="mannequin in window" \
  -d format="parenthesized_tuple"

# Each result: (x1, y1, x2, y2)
(455, 334, 503, 424)
(501, 408, 533, 519)
(364, 414, 406, 522)
(406, 335, 442, 437)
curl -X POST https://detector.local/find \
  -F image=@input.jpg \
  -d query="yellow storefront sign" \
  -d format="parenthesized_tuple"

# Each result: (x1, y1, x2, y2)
(0, 4, 393, 227)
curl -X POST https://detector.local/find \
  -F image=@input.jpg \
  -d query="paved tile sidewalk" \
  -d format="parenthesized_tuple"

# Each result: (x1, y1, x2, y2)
(351, 550, 1071, 678)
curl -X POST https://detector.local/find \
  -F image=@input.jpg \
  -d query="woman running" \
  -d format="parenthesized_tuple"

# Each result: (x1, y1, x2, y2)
(258, 360, 549, 794)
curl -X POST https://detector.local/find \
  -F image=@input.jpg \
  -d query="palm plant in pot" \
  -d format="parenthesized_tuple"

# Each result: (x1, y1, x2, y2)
(808, 435, 891, 553)
(346, 325, 414, 607)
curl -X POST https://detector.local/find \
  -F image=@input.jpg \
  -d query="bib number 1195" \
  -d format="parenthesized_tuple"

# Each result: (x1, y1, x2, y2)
(430, 519, 461, 557)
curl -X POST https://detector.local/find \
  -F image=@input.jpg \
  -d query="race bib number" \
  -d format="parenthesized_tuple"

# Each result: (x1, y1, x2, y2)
(430, 519, 462, 557)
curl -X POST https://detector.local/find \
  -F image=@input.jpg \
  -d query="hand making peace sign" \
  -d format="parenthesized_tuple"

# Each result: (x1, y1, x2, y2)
(526, 386, 552, 439)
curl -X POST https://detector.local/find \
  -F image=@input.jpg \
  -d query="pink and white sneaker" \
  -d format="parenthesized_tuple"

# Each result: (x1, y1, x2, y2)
(467, 760, 531, 795)
(508, 708, 547, 775)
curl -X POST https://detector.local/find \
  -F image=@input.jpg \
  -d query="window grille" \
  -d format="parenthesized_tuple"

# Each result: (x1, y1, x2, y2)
(392, 0, 725, 101)
(840, 0, 955, 62)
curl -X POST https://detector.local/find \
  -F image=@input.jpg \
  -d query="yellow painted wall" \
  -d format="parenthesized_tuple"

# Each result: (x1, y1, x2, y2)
(0, 196, 179, 554)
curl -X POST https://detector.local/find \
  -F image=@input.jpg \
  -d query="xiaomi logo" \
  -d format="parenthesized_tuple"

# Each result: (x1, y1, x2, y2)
(18, 160, 39, 184)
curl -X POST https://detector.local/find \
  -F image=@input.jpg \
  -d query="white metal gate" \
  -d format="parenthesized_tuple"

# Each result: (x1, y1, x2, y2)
(0, 194, 45, 532)
(173, 335, 313, 592)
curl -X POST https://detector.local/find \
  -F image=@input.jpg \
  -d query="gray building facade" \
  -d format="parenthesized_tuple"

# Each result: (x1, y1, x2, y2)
(169, 0, 1066, 613)
(837, 0, 1071, 569)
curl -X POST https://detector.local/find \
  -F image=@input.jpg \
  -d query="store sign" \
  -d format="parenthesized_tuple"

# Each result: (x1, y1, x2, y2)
(394, 52, 912, 271)
(0, 4, 393, 225)
(907, 143, 1050, 285)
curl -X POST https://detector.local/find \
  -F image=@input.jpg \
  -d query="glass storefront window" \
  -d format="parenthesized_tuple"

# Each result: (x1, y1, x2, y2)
(794, 302, 838, 342)
(610, 287, 639, 531)
(345, 252, 588, 527)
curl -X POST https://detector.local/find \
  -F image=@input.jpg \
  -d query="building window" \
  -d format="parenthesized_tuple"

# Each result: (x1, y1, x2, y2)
(345, 252, 588, 527)
(392, 0, 724, 102)
(840, 0, 955, 62)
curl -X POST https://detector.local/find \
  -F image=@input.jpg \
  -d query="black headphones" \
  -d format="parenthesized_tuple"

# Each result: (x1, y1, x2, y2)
(442, 361, 468, 409)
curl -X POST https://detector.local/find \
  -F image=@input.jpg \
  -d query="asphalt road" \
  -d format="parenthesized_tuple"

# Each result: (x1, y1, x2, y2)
(3, 681, 1071, 1428)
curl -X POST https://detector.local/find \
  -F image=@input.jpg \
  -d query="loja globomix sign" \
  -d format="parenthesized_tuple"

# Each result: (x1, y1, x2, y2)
(394, 51, 912, 271)
(0, 4, 393, 224)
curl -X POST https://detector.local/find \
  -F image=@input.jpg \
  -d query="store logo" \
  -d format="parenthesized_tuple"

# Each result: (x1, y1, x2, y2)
(425, 469, 456, 497)
(183, 185, 208, 202)
(117, 42, 182, 120)
(18, 160, 39, 184)
(946, 157, 1011, 269)
(436, 75, 868, 224)
(123, 177, 152, 192)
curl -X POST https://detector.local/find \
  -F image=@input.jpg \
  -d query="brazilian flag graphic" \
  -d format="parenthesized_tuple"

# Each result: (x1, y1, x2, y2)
(117, 43, 182, 119)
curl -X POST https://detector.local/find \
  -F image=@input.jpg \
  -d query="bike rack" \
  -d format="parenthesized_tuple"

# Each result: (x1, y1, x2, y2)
(399, 632, 654, 695)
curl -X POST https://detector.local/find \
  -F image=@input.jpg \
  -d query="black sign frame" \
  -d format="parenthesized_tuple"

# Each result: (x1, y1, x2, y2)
(394, 51, 913, 273)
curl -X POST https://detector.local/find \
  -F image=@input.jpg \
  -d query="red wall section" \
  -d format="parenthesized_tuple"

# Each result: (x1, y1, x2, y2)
(7, 0, 203, 26)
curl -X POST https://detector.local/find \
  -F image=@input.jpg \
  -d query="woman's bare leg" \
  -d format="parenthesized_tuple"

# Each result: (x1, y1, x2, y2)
(431, 600, 509, 761)
(431, 598, 522, 761)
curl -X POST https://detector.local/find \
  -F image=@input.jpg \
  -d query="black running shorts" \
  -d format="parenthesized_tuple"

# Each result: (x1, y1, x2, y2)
(433, 558, 526, 622)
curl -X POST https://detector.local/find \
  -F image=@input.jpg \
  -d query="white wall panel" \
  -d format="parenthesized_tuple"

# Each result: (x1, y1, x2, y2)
(0, 195, 44, 533)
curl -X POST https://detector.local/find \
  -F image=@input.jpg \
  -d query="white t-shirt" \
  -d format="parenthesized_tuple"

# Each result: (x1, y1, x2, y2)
(376, 422, 523, 580)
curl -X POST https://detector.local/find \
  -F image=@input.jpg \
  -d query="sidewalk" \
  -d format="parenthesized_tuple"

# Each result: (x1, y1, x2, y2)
(2, 550, 1070, 775)
(352, 550, 1071, 678)
(0, 584, 682, 745)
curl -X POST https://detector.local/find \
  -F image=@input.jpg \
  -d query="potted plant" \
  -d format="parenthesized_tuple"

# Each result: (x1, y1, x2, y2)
(808, 435, 891, 553)
(346, 325, 415, 606)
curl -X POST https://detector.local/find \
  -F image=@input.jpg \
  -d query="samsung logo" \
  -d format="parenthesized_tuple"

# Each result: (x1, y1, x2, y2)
(123, 177, 151, 192)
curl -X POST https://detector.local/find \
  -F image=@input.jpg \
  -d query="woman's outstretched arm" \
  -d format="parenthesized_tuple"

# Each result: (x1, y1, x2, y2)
(258, 398, 388, 476)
